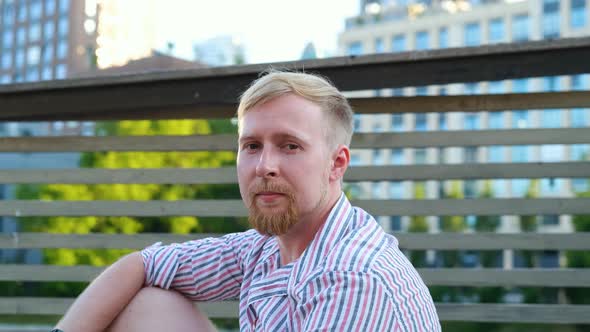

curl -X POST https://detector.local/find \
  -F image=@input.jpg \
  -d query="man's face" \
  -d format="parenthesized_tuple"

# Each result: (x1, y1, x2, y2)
(237, 93, 332, 236)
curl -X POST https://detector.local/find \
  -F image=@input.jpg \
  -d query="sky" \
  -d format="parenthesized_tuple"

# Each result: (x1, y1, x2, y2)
(154, 0, 359, 64)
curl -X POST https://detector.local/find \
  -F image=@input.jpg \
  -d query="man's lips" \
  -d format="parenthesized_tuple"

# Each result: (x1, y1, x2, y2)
(255, 192, 285, 202)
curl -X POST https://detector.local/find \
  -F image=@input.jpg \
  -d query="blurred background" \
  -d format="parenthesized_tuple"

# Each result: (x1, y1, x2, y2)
(0, 0, 589, 331)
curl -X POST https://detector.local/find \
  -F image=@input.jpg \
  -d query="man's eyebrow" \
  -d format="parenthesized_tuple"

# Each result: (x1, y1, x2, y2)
(238, 133, 308, 143)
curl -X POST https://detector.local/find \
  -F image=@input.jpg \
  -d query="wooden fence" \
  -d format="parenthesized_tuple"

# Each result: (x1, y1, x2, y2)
(1, 37, 590, 327)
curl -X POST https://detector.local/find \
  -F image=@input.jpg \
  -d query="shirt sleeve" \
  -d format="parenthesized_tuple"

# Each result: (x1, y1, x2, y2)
(141, 230, 257, 301)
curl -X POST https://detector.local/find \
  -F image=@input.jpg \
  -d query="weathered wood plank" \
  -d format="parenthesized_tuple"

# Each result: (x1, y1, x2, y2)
(1, 162, 589, 184)
(2, 37, 590, 121)
(2, 91, 590, 122)
(1, 297, 588, 323)
(1, 198, 589, 217)
(0, 128, 588, 152)
(0, 297, 238, 318)
(435, 303, 590, 324)
(2, 232, 590, 250)
(2, 265, 589, 287)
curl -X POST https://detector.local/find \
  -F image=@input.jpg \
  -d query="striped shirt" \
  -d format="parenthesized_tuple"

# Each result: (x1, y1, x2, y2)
(141, 193, 441, 331)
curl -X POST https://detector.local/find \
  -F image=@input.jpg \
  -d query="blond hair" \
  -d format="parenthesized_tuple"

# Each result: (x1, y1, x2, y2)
(237, 70, 354, 148)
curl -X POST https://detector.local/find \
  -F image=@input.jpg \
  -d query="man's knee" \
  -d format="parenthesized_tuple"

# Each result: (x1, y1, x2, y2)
(107, 287, 217, 332)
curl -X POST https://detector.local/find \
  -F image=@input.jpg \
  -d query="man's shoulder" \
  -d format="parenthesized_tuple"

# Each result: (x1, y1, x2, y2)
(320, 210, 398, 274)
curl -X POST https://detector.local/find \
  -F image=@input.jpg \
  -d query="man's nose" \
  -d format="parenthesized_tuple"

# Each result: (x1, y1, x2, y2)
(255, 148, 279, 178)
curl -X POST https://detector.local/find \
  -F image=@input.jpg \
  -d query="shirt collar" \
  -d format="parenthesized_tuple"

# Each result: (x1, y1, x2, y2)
(291, 192, 354, 283)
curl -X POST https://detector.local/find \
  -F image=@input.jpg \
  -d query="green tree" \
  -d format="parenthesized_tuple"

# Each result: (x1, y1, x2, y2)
(566, 188, 590, 305)
(17, 119, 246, 296)
(408, 181, 429, 267)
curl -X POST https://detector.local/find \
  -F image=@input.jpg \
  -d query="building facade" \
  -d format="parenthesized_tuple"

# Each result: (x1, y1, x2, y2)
(339, 0, 590, 269)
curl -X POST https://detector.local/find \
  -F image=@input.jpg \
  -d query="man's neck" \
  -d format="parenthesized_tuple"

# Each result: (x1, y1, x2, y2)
(276, 191, 341, 266)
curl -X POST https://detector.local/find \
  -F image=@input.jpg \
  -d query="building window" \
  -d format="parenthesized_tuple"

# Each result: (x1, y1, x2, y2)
(44, 21, 55, 39)
(489, 112, 504, 129)
(55, 63, 67, 79)
(58, 16, 69, 37)
(31, 0, 42, 20)
(374, 37, 384, 53)
(511, 179, 530, 197)
(541, 110, 562, 128)
(541, 178, 563, 195)
(41, 66, 52, 80)
(571, 109, 588, 127)
(414, 113, 427, 131)
(45, 0, 57, 16)
(571, 144, 589, 160)
(392, 114, 404, 131)
(541, 144, 563, 162)
(15, 47, 25, 68)
(464, 82, 479, 95)
(464, 22, 480, 46)
(464, 146, 478, 163)
(571, 0, 586, 28)
(489, 18, 504, 43)
(372, 182, 382, 198)
(1, 53, 11, 69)
(416, 31, 429, 50)
(391, 148, 404, 165)
(392, 34, 406, 52)
(488, 81, 504, 94)
(414, 148, 427, 164)
(27, 46, 41, 65)
(347, 41, 362, 56)
(415, 86, 428, 96)
(488, 146, 504, 162)
(512, 14, 529, 42)
(17, 26, 26, 45)
(512, 145, 529, 162)
(513, 111, 529, 129)
(464, 180, 477, 198)
(2, 30, 13, 48)
(543, 0, 560, 38)
(25, 66, 39, 82)
(438, 27, 448, 48)
(390, 181, 403, 199)
(572, 74, 588, 90)
(17, 1, 27, 21)
(512, 78, 529, 93)
(59, 0, 70, 14)
(57, 39, 68, 59)
(465, 114, 479, 130)
(438, 113, 447, 130)
(353, 114, 361, 132)
(42, 43, 54, 63)
(29, 22, 42, 42)
(390, 216, 402, 231)
(573, 178, 589, 192)
(373, 149, 383, 165)
(2, 3, 15, 26)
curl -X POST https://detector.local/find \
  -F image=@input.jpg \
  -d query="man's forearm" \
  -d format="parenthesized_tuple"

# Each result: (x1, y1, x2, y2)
(55, 251, 146, 332)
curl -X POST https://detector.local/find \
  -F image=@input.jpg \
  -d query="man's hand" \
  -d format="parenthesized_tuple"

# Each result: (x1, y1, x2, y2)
(54, 252, 146, 332)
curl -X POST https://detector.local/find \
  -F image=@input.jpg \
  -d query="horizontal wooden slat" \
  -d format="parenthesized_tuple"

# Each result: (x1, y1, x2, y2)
(351, 91, 590, 114)
(2, 37, 590, 121)
(2, 232, 590, 250)
(0, 297, 238, 318)
(1, 198, 589, 217)
(435, 303, 590, 324)
(0, 128, 588, 152)
(1, 265, 588, 287)
(1, 297, 589, 323)
(2, 90, 590, 123)
(1, 162, 588, 184)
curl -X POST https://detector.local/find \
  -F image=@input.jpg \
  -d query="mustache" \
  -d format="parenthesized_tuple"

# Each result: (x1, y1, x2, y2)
(249, 180, 292, 195)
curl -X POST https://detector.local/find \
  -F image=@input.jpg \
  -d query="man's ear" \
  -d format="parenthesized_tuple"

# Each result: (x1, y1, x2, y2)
(330, 145, 350, 182)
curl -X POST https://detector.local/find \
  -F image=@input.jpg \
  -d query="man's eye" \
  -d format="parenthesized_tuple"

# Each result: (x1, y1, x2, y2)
(285, 144, 299, 150)
(245, 143, 260, 150)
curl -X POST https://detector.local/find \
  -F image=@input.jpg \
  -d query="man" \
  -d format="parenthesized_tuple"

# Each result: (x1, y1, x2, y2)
(54, 71, 440, 331)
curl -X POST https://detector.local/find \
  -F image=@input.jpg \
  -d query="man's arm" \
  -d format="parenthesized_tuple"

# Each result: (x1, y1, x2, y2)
(54, 252, 145, 332)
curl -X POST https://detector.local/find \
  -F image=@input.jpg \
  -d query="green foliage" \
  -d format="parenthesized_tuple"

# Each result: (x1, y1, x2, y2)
(409, 181, 428, 266)
(566, 189, 590, 305)
(16, 119, 243, 296)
